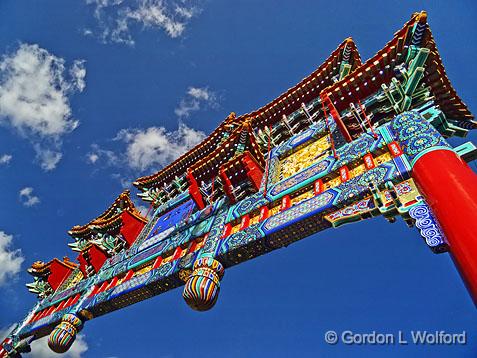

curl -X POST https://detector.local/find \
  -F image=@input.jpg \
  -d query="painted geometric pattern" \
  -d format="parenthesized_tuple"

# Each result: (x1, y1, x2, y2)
(201, 210, 228, 256)
(325, 198, 375, 223)
(219, 225, 264, 254)
(335, 163, 396, 204)
(267, 130, 389, 199)
(409, 203, 448, 253)
(39, 278, 92, 310)
(128, 239, 172, 268)
(263, 191, 336, 234)
(263, 160, 398, 236)
(109, 271, 153, 298)
(231, 192, 269, 219)
(24, 310, 67, 333)
(138, 227, 176, 252)
(391, 111, 451, 165)
(332, 132, 386, 170)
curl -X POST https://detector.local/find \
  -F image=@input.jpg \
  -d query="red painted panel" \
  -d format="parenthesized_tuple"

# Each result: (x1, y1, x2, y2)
(120, 211, 146, 247)
(173, 247, 183, 260)
(222, 223, 232, 238)
(88, 244, 109, 273)
(152, 257, 163, 269)
(339, 166, 350, 183)
(363, 153, 375, 170)
(388, 141, 403, 157)
(240, 215, 250, 230)
(259, 206, 269, 221)
(242, 153, 264, 191)
(281, 195, 291, 211)
(46, 260, 75, 291)
(77, 254, 88, 278)
(187, 170, 206, 209)
(314, 179, 324, 195)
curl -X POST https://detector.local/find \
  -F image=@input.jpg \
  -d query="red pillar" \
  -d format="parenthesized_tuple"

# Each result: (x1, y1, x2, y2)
(187, 170, 206, 209)
(412, 149, 477, 305)
(242, 153, 264, 191)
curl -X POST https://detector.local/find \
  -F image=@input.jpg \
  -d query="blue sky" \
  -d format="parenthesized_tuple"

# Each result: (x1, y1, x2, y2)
(0, 1, 476, 357)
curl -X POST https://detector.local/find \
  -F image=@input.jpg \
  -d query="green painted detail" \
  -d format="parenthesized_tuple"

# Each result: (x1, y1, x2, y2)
(382, 47, 430, 113)
(339, 63, 351, 80)
(454, 142, 477, 162)
(377, 125, 394, 144)
(406, 44, 420, 63)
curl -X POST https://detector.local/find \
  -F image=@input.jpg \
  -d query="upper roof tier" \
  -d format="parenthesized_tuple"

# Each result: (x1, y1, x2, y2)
(322, 12, 472, 119)
(28, 257, 78, 277)
(133, 38, 361, 191)
(188, 120, 265, 185)
(68, 190, 147, 239)
(134, 12, 473, 192)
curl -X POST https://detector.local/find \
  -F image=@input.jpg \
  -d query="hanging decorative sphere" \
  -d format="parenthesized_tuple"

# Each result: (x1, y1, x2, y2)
(48, 314, 83, 353)
(183, 257, 225, 311)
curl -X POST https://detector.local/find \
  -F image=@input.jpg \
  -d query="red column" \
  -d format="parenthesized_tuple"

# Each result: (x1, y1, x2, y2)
(187, 170, 206, 209)
(321, 93, 353, 142)
(412, 149, 477, 305)
(242, 153, 264, 191)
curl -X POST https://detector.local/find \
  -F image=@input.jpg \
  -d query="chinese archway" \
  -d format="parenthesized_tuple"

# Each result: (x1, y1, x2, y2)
(2, 12, 476, 357)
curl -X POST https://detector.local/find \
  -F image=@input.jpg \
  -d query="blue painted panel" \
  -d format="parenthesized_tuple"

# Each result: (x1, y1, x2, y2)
(144, 199, 195, 244)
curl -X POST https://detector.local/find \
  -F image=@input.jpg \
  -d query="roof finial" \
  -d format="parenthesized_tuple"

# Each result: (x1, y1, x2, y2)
(417, 11, 427, 24)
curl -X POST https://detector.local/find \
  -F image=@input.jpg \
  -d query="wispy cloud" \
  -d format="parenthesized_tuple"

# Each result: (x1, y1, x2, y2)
(0, 154, 12, 165)
(19, 187, 40, 207)
(0, 231, 24, 286)
(88, 123, 206, 175)
(30, 334, 88, 358)
(86, 85, 218, 186)
(87, 152, 99, 164)
(117, 123, 205, 171)
(0, 44, 85, 170)
(174, 86, 218, 118)
(84, 0, 202, 45)
(87, 143, 120, 166)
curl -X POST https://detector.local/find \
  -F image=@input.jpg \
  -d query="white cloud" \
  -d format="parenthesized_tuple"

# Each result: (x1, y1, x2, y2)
(88, 122, 205, 174)
(174, 86, 217, 118)
(0, 154, 12, 164)
(116, 123, 205, 171)
(70, 60, 86, 92)
(87, 153, 99, 164)
(19, 187, 40, 207)
(85, 0, 201, 45)
(30, 334, 88, 358)
(33, 144, 63, 171)
(87, 143, 120, 166)
(0, 44, 85, 170)
(0, 231, 24, 286)
(85, 85, 215, 183)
